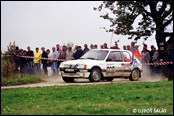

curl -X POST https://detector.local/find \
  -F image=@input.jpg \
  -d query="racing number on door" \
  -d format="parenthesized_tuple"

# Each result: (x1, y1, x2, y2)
(106, 66, 115, 74)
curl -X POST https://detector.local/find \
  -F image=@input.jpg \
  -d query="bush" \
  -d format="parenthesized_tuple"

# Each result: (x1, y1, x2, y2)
(1, 42, 16, 79)
(1, 59, 15, 78)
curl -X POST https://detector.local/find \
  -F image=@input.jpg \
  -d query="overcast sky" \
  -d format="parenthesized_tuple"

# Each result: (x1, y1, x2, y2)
(1, 1, 159, 53)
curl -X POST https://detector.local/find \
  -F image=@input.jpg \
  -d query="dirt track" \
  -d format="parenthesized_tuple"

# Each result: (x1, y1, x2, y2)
(1, 72, 166, 89)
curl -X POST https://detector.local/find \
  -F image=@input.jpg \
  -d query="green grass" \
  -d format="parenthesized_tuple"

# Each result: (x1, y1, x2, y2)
(1, 74, 42, 86)
(1, 81, 173, 115)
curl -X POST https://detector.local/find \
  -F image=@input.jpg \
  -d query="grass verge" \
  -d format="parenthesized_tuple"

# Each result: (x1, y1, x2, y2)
(1, 81, 173, 115)
(1, 74, 42, 86)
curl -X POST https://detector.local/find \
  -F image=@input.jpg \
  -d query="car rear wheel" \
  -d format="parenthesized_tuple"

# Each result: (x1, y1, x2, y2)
(62, 77, 74, 83)
(89, 68, 101, 82)
(129, 69, 139, 81)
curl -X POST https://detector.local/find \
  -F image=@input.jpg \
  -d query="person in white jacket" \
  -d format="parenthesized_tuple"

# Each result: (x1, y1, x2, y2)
(66, 46, 74, 60)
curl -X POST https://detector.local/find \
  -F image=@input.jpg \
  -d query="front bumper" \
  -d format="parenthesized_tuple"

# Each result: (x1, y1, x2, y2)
(59, 68, 90, 78)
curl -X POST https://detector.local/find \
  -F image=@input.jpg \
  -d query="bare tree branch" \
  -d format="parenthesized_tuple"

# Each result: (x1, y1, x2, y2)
(161, 8, 173, 20)
(163, 17, 173, 28)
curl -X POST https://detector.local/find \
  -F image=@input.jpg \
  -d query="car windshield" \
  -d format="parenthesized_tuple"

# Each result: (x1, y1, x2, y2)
(80, 50, 108, 60)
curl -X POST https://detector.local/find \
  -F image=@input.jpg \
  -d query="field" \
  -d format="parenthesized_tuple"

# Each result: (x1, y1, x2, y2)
(1, 81, 173, 115)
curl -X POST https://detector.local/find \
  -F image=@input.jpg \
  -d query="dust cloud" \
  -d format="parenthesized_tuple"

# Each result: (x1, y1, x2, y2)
(139, 66, 165, 82)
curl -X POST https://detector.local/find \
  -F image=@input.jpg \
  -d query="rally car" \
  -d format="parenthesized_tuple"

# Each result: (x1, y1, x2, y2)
(59, 49, 142, 82)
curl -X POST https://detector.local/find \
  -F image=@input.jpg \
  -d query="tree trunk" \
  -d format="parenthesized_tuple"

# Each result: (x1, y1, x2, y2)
(155, 31, 169, 77)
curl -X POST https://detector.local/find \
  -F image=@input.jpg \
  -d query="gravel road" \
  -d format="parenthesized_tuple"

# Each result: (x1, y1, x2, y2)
(1, 72, 165, 89)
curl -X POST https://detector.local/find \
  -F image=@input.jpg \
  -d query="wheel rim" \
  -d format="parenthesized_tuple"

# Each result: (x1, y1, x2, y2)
(92, 70, 100, 81)
(132, 69, 139, 80)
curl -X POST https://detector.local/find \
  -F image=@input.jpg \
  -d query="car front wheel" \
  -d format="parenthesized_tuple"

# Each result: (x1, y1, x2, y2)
(89, 68, 101, 82)
(129, 69, 140, 81)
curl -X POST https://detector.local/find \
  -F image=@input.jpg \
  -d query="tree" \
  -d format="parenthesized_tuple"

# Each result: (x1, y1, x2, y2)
(94, 1, 173, 52)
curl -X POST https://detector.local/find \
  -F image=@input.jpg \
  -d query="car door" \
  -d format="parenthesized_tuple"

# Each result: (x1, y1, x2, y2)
(105, 51, 124, 77)
(122, 51, 132, 77)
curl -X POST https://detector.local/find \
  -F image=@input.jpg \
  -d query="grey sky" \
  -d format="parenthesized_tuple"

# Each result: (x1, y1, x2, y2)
(1, 1, 159, 53)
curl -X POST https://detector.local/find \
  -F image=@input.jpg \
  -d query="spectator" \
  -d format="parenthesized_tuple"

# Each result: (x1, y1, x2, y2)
(90, 44, 94, 49)
(123, 45, 127, 50)
(103, 43, 108, 49)
(66, 46, 74, 60)
(141, 44, 150, 54)
(56, 44, 62, 52)
(46, 49, 52, 67)
(22, 50, 28, 74)
(56, 44, 61, 69)
(100, 45, 103, 49)
(14, 47, 22, 73)
(27, 46, 34, 75)
(74, 45, 78, 52)
(58, 45, 67, 67)
(113, 42, 120, 49)
(51, 47, 59, 75)
(41, 47, 48, 75)
(94, 44, 98, 49)
(150, 45, 155, 70)
(152, 47, 160, 74)
(84, 44, 90, 54)
(168, 46, 173, 70)
(127, 45, 131, 51)
(168, 45, 173, 80)
(130, 42, 141, 60)
(20, 49, 23, 54)
(131, 42, 139, 51)
(74, 46, 84, 59)
(140, 46, 150, 63)
(20, 49, 24, 73)
(34, 47, 41, 75)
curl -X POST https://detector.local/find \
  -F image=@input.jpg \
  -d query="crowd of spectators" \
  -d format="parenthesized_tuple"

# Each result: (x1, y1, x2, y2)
(11, 42, 173, 78)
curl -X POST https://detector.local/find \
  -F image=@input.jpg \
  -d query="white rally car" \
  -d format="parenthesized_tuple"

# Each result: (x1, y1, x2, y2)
(59, 49, 142, 82)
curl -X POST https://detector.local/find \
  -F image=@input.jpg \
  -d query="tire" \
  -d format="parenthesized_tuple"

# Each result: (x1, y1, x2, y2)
(129, 69, 140, 81)
(105, 77, 114, 81)
(89, 68, 102, 82)
(62, 77, 74, 83)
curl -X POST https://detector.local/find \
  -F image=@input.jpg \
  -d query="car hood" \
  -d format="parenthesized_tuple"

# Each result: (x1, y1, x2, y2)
(60, 59, 104, 68)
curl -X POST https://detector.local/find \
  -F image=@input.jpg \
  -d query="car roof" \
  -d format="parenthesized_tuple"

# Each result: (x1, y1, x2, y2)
(90, 49, 132, 52)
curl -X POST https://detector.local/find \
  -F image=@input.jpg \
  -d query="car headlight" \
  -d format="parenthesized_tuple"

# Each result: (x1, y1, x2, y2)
(75, 64, 87, 69)
(59, 62, 64, 68)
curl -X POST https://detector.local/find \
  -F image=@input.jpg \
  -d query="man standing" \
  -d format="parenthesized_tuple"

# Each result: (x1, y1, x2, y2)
(123, 45, 127, 50)
(59, 45, 67, 60)
(34, 47, 42, 75)
(66, 46, 74, 60)
(14, 47, 22, 73)
(90, 44, 94, 49)
(22, 50, 28, 74)
(140, 46, 150, 63)
(94, 44, 98, 49)
(84, 44, 90, 54)
(103, 43, 108, 49)
(152, 47, 160, 74)
(51, 47, 59, 75)
(150, 45, 155, 70)
(41, 47, 48, 75)
(27, 46, 34, 75)
(56, 44, 61, 69)
(56, 44, 62, 52)
(58, 45, 67, 68)
(46, 49, 52, 67)
(127, 45, 131, 51)
(74, 46, 84, 59)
